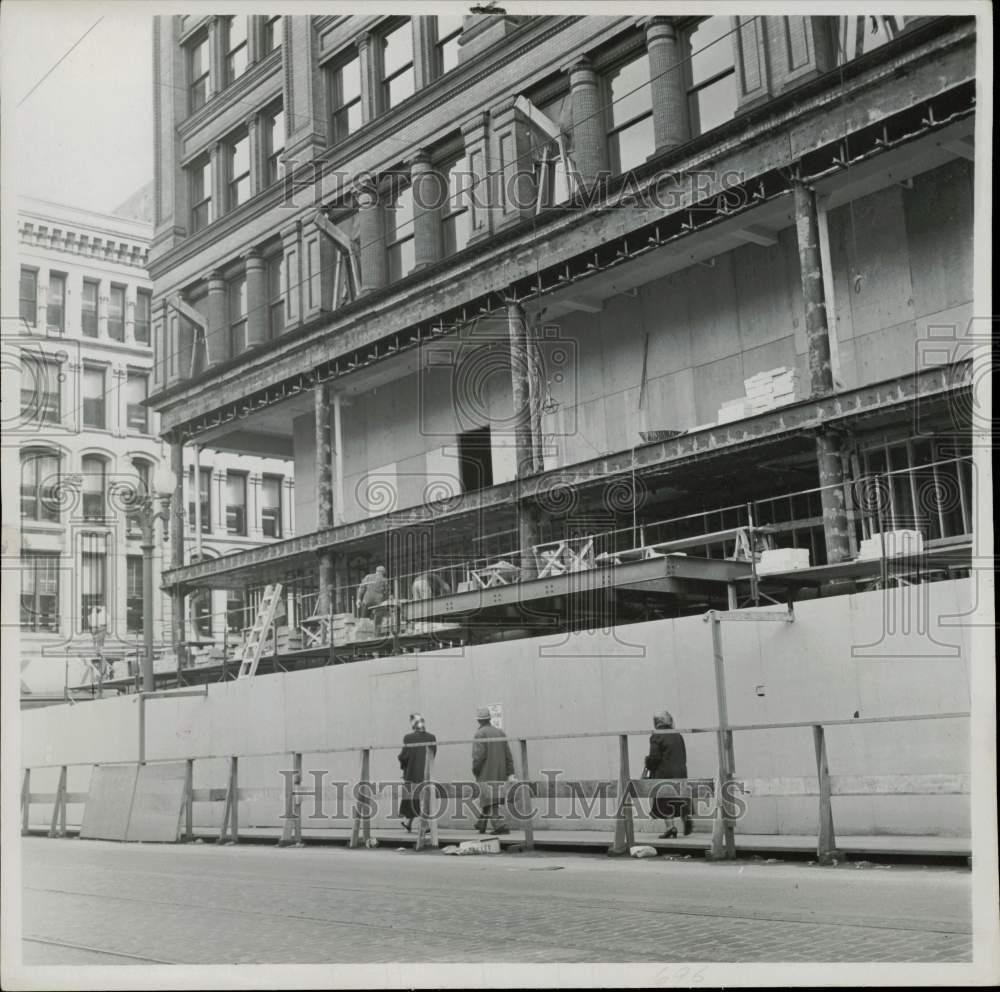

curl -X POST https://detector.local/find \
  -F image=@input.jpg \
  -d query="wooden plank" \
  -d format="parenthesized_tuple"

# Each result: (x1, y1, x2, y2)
(80, 764, 139, 841)
(21, 769, 30, 836)
(350, 749, 371, 849)
(741, 774, 970, 797)
(191, 788, 230, 803)
(519, 740, 534, 851)
(126, 761, 188, 843)
(608, 735, 635, 855)
(49, 766, 67, 838)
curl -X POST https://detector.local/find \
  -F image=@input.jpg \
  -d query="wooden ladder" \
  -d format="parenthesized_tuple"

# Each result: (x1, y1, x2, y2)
(237, 583, 283, 679)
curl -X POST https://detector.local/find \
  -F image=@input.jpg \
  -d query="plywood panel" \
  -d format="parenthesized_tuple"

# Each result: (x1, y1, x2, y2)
(80, 764, 138, 841)
(125, 761, 187, 842)
(687, 253, 741, 367)
(691, 354, 745, 425)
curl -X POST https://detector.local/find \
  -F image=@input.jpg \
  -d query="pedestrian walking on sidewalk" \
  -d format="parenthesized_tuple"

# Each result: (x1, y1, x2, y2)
(398, 713, 437, 832)
(644, 710, 693, 838)
(471, 706, 515, 834)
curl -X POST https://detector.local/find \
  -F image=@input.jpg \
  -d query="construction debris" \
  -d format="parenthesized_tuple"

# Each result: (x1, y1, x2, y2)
(858, 529, 925, 560)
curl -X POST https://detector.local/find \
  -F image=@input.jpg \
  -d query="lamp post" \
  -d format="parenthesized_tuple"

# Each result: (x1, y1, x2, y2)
(136, 465, 178, 693)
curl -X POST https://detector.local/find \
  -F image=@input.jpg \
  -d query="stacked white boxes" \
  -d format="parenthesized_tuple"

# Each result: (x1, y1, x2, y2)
(858, 529, 925, 560)
(757, 547, 812, 575)
(716, 367, 803, 424)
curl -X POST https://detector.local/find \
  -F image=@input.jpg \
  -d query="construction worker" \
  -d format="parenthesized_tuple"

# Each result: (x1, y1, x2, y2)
(471, 706, 515, 835)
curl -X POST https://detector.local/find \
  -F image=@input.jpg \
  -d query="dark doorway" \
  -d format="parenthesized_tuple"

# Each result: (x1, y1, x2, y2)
(458, 426, 493, 492)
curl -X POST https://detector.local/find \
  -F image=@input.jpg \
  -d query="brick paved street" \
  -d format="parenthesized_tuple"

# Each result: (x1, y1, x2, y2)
(19, 837, 971, 965)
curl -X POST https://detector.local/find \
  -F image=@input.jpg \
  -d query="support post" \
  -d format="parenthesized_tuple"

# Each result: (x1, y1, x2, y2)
(708, 617, 736, 859)
(278, 752, 304, 847)
(527, 315, 545, 474)
(48, 766, 67, 838)
(218, 756, 239, 844)
(509, 301, 541, 579)
(794, 181, 835, 398)
(415, 749, 439, 851)
(519, 739, 535, 851)
(315, 381, 335, 613)
(813, 725, 840, 864)
(21, 769, 30, 835)
(816, 430, 852, 564)
(184, 758, 194, 842)
(607, 734, 636, 855)
(170, 439, 187, 675)
(138, 693, 146, 764)
(350, 748, 372, 848)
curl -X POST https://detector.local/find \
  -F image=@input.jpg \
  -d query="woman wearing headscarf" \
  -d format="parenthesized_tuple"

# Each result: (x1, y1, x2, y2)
(644, 710, 692, 838)
(397, 713, 437, 832)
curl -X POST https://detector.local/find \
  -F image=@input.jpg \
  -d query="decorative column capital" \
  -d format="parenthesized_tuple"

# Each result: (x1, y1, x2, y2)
(243, 246, 264, 265)
(565, 55, 597, 85)
(408, 147, 433, 170)
(207, 269, 226, 289)
(641, 16, 678, 39)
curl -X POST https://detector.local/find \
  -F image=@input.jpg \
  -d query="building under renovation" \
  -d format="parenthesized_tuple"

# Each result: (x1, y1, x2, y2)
(147, 11, 976, 673)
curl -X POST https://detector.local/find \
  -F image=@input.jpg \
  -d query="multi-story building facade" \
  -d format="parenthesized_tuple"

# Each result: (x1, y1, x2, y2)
(10, 196, 295, 704)
(147, 13, 978, 671)
(12, 197, 165, 702)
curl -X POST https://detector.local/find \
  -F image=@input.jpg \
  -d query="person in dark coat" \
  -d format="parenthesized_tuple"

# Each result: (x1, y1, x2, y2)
(644, 710, 692, 838)
(398, 713, 437, 832)
(471, 706, 515, 834)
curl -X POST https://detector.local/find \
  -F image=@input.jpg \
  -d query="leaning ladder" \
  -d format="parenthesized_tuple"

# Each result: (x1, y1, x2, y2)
(237, 583, 283, 679)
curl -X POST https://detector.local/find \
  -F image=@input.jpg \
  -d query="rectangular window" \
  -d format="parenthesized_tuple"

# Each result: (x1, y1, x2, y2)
(127, 555, 143, 634)
(82, 279, 99, 337)
(227, 130, 251, 210)
(386, 184, 415, 281)
(226, 471, 247, 535)
(441, 157, 471, 256)
(189, 155, 212, 232)
(108, 284, 125, 341)
(267, 255, 283, 338)
(135, 289, 152, 344)
(263, 15, 283, 54)
(188, 30, 210, 112)
(83, 366, 105, 429)
(81, 549, 106, 632)
(228, 274, 248, 356)
(226, 589, 247, 633)
(685, 17, 737, 135)
(188, 466, 211, 532)
(47, 272, 66, 332)
(328, 52, 362, 144)
(21, 359, 60, 425)
(19, 268, 37, 326)
(606, 53, 654, 174)
(381, 20, 414, 111)
(264, 105, 284, 185)
(458, 426, 493, 492)
(21, 552, 59, 632)
(262, 475, 282, 538)
(21, 451, 60, 522)
(126, 371, 148, 433)
(224, 16, 249, 85)
(82, 457, 106, 520)
(435, 16, 463, 77)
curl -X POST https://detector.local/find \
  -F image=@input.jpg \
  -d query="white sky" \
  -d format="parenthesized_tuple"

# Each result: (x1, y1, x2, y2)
(6, 2, 152, 214)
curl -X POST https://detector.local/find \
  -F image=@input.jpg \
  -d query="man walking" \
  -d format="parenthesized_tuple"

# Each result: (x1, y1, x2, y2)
(471, 706, 515, 835)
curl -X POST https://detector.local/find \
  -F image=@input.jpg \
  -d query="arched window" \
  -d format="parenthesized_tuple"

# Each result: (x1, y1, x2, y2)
(20, 449, 60, 522)
(81, 455, 106, 521)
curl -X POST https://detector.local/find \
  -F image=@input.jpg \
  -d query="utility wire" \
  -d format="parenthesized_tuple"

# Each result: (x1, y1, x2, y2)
(16, 17, 104, 109)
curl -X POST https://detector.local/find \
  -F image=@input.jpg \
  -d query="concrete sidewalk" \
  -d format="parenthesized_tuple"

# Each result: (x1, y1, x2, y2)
(192, 825, 971, 859)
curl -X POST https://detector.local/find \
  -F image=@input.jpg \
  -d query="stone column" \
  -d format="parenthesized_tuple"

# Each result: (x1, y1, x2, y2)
(356, 183, 387, 295)
(410, 149, 443, 272)
(490, 99, 536, 230)
(793, 182, 834, 397)
(280, 221, 302, 330)
(356, 31, 378, 123)
(645, 17, 689, 154)
(244, 248, 267, 349)
(205, 270, 228, 368)
(567, 57, 608, 189)
(282, 16, 326, 165)
(816, 430, 851, 565)
(246, 114, 264, 196)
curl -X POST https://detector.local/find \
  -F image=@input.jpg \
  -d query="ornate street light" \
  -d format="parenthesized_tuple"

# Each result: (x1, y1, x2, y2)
(136, 465, 177, 693)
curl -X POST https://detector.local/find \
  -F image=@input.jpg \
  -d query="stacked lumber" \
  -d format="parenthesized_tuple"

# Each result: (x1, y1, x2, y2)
(717, 367, 802, 423)
(273, 624, 303, 654)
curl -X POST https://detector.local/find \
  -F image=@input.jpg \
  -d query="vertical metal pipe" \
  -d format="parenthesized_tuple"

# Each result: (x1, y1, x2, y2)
(141, 509, 156, 693)
(794, 182, 835, 397)
(315, 382, 334, 613)
(509, 302, 540, 579)
(170, 440, 187, 675)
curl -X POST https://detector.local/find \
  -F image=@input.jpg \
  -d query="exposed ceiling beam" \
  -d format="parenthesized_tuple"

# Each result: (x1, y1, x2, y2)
(732, 225, 779, 247)
(942, 135, 975, 160)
